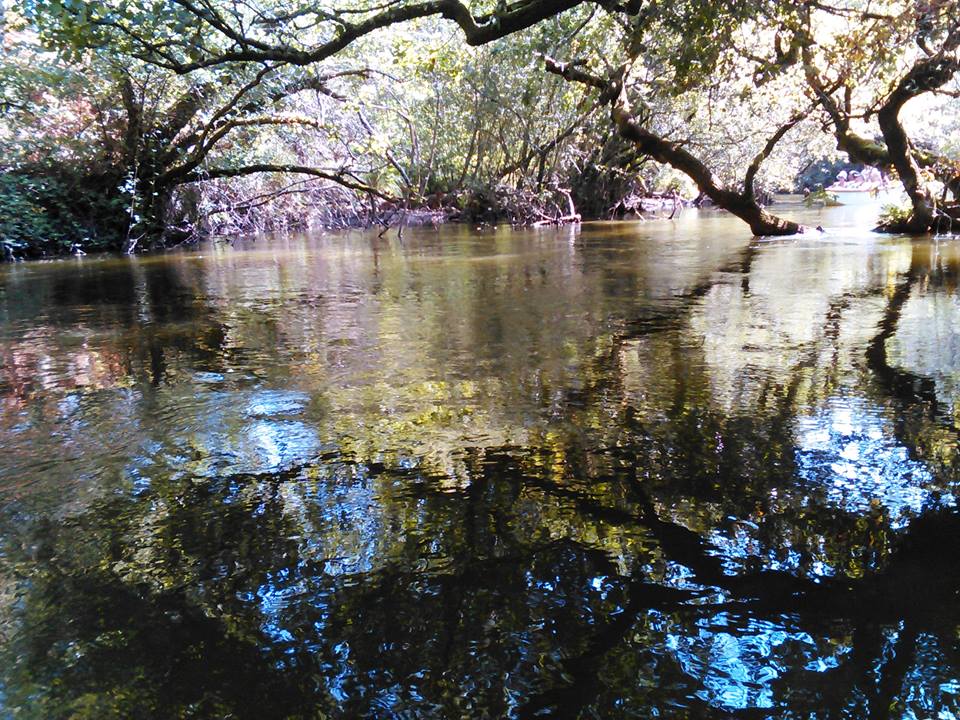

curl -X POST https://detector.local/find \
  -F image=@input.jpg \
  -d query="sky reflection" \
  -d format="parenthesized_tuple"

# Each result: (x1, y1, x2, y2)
(795, 398, 951, 527)
(665, 613, 846, 712)
(2, 216, 960, 717)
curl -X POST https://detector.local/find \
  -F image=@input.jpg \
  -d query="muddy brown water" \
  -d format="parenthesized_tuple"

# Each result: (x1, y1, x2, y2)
(1, 205, 959, 718)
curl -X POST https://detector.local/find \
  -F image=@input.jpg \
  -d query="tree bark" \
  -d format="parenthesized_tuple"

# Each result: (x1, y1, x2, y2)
(875, 54, 960, 232)
(545, 56, 806, 236)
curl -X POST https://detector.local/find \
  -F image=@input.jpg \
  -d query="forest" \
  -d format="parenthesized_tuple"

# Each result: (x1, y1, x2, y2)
(1, 0, 959, 257)
(6, 3, 960, 718)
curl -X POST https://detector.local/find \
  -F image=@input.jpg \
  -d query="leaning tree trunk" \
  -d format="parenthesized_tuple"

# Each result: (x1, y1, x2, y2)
(721, 193, 803, 236)
(808, 47, 960, 234)
(611, 102, 804, 236)
(878, 103, 935, 233)
(543, 57, 806, 236)
(879, 49, 960, 233)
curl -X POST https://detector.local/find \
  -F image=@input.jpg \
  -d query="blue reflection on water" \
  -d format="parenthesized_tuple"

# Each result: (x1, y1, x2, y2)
(795, 399, 951, 526)
(900, 633, 960, 720)
(126, 389, 323, 484)
(244, 390, 309, 418)
(666, 613, 849, 711)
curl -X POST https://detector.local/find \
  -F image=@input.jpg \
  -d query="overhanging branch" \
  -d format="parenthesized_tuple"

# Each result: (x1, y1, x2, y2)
(177, 164, 394, 200)
(97, 0, 592, 73)
(744, 110, 809, 198)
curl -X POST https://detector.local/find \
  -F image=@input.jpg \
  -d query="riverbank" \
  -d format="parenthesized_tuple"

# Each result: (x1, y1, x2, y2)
(1, 175, 702, 260)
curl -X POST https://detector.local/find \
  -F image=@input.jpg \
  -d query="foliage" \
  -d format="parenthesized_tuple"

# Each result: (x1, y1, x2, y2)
(877, 202, 914, 227)
(803, 187, 842, 207)
(2, 0, 959, 251)
(0, 173, 120, 257)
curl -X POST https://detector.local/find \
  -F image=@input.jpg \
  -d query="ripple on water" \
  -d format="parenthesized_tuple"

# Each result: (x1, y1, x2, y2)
(665, 612, 851, 712)
(1, 219, 960, 718)
(794, 397, 952, 526)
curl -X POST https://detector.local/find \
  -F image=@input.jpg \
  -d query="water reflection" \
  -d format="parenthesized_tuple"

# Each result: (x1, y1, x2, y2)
(1, 209, 960, 717)
(795, 399, 949, 529)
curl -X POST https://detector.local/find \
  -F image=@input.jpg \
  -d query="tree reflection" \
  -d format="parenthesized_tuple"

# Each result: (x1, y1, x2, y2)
(1, 224, 960, 717)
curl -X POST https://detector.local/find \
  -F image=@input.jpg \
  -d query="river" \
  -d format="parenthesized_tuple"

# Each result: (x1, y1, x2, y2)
(1, 204, 958, 718)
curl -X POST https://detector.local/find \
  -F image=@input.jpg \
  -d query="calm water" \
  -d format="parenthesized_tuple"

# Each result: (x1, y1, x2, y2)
(1, 205, 959, 718)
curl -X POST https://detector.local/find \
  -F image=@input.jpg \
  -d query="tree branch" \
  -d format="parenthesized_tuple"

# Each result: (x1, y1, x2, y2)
(541, 54, 611, 93)
(102, 0, 591, 73)
(177, 163, 394, 200)
(743, 110, 809, 199)
(161, 116, 331, 186)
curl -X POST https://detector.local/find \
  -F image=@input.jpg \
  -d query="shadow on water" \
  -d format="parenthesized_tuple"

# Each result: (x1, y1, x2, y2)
(1, 209, 960, 718)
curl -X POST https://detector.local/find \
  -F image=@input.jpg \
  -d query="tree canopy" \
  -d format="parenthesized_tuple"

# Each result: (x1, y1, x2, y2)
(1, 0, 959, 254)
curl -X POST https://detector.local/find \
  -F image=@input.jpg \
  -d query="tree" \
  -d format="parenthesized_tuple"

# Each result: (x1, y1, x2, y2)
(797, 0, 960, 231)
(6, 7, 394, 251)
(19, 0, 960, 241)
(22, 0, 821, 236)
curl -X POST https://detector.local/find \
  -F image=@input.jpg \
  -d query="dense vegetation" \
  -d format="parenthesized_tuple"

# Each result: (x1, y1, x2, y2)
(1, 0, 959, 255)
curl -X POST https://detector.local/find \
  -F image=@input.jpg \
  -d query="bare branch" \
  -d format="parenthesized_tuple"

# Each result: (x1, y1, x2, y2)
(161, 115, 330, 185)
(178, 163, 394, 200)
(541, 54, 610, 92)
(744, 110, 809, 199)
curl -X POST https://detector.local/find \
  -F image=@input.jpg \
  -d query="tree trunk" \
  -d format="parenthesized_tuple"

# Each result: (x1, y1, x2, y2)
(806, 46, 960, 234)
(543, 57, 806, 236)
(723, 195, 803, 236)
(873, 58, 953, 233)
(611, 101, 803, 236)
(877, 102, 935, 232)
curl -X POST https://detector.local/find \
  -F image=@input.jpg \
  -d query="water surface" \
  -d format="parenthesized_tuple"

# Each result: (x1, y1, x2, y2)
(2, 206, 959, 718)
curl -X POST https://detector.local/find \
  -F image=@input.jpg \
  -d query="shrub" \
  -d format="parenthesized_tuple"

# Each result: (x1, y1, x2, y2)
(0, 172, 124, 258)
(877, 203, 914, 228)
